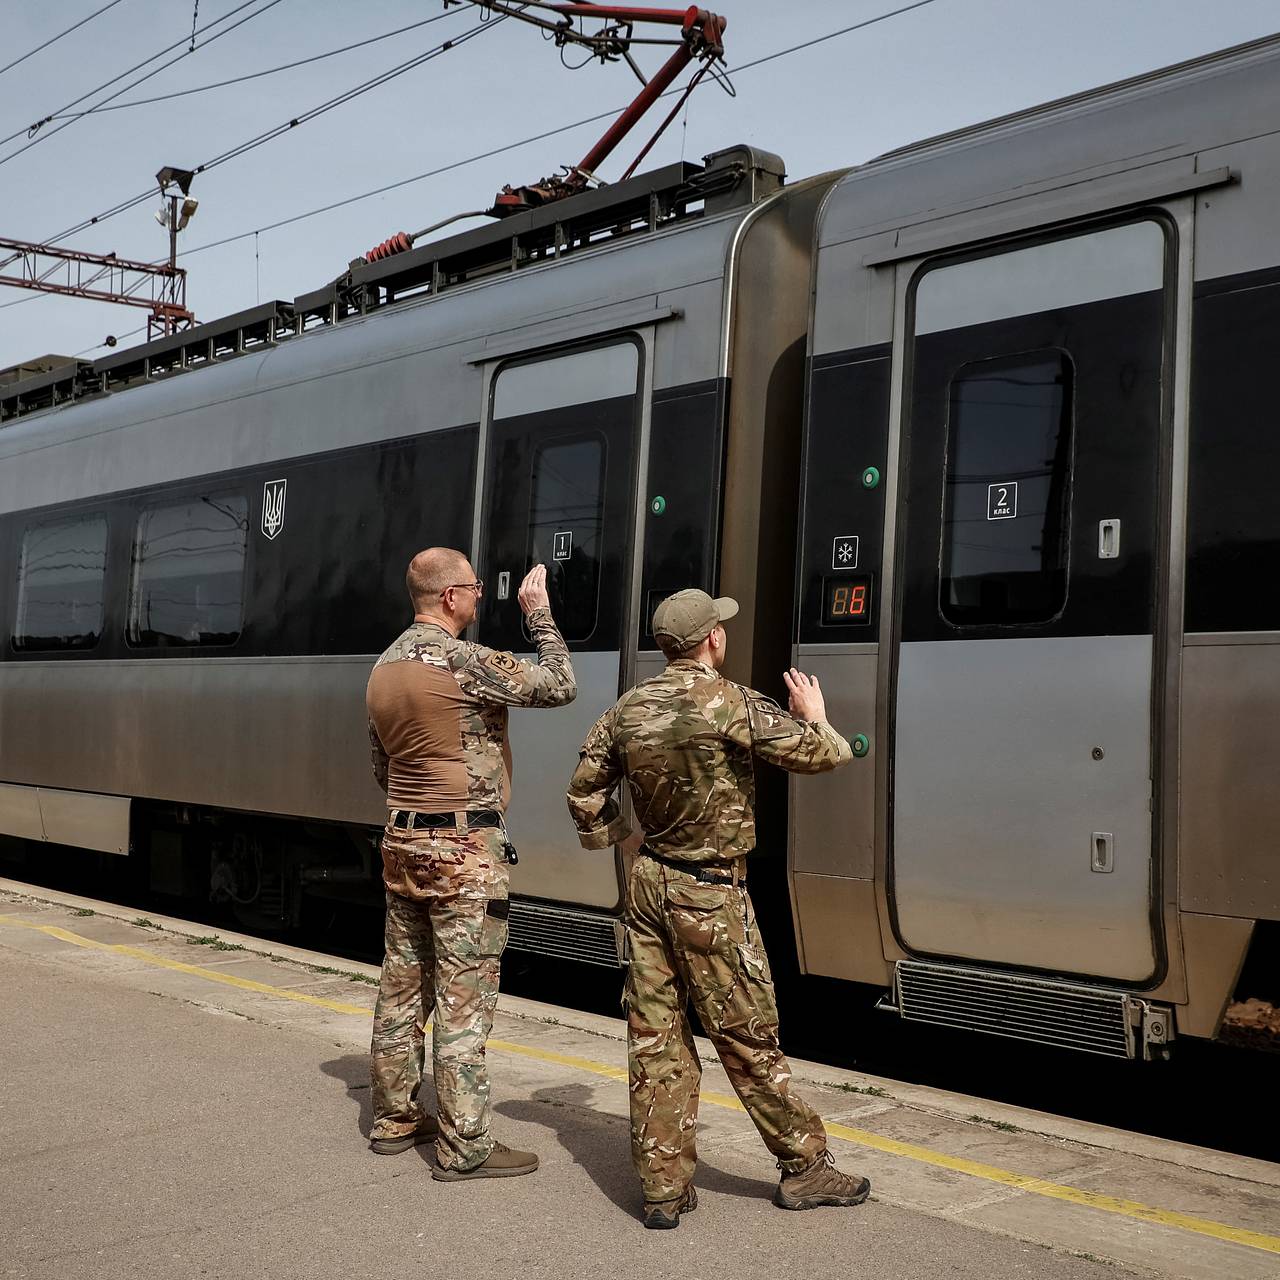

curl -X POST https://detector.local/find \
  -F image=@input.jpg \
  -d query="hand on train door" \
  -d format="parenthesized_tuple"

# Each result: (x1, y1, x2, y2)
(784, 668, 828, 724)
(518, 564, 551, 616)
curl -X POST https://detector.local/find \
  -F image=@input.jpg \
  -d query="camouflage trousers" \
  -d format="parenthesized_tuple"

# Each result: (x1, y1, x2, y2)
(369, 822, 509, 1172)
(624, 856, 827, 1202)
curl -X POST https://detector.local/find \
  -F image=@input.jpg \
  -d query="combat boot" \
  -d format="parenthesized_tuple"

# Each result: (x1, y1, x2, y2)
(643, 1185, 697, 1230)
(774, 1151, 871, 1210)
(431, 1142, 539, 1181)
(369, 1112, 440, 1154)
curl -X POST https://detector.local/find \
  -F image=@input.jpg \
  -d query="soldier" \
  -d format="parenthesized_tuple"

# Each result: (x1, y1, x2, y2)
(366, 548, 575, 1180)
(566, 589, 871, 1227)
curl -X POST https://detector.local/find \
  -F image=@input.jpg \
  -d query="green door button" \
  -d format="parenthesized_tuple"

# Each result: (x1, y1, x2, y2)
(650, 495, 666, 515)
(851, 733, 870, 758)
(861, 466, 881, 489)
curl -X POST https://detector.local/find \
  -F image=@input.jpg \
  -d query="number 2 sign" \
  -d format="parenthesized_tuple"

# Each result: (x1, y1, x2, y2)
(987, 481, 1018, 520)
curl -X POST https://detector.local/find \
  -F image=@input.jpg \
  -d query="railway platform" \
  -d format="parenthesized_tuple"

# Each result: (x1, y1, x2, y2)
(1, 882, 1277, 1280)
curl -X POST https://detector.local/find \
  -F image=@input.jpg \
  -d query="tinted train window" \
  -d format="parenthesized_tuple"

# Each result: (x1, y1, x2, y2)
(128, 495, 248, 647)
(13, 514, 108, 650)
(940, 351, 1074, 625)
(529, 436, 605, 644)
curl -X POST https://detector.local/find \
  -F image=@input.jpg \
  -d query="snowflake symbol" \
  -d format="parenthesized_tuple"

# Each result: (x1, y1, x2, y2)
(838, 543, 853, 563)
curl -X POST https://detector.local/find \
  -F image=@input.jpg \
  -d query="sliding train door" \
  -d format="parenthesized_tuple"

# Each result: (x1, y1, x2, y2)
(890, 219, 1170, 982)
(476, 339, 641, 911)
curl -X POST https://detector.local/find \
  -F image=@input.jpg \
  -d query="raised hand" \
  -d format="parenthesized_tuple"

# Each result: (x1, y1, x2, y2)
(517, 564, 551, 616)
(783, 668, 828, 723)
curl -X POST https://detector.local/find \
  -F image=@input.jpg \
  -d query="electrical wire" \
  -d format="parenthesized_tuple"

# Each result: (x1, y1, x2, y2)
(0, 0, 287, 159)
(0, 0, 129, 80)
(12, 10, 506, 255)
(179, 0, 943, 260)
(43, 10, 463, 119)
(1, 0, 937, 316)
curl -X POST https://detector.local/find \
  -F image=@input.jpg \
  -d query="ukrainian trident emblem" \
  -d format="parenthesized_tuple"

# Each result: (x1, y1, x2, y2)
(261, 478, 287, 540)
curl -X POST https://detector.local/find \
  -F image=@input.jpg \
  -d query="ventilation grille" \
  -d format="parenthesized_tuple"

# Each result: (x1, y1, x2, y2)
(507, 898, 623, 969)
(895, 960, 1136, 1058)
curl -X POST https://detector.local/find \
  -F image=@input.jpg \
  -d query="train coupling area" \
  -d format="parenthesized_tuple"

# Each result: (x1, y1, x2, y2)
(1, 882, 1278, 1280)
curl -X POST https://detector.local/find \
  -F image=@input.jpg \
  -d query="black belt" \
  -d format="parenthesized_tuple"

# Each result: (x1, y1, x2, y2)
(390, 809, 503, 831)
(640, 845, 745, 885)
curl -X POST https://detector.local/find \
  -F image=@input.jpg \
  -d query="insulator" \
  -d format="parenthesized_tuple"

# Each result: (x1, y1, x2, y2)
(365, 231, 413, 262)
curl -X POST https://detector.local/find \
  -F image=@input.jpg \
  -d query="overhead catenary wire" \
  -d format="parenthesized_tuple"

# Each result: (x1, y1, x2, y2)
(179, 0, 943, 261)
(0, 0, 130, 80)
(8, 7, 506, 258)
(0, 0, 288, 160)
(1, 0, 936, 319)
(41, 9, 464, 119)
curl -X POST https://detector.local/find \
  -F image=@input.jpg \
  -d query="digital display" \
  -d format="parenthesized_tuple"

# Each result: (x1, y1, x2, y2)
(821, 574, 873, 626)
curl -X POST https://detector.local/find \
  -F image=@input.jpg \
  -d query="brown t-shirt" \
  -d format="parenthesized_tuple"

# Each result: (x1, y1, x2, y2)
(366, 609, 575, 814)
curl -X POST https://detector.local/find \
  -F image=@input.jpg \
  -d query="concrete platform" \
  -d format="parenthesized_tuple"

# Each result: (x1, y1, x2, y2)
(1, 884, 1277, 1280)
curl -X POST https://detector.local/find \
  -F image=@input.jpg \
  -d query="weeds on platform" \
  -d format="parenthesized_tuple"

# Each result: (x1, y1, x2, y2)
(832, 1082, 891, 1098)
(132, 917, 161, 930)
(73, 908, 96, 917)
(968, 1114, 1021, 1133)
(186, 935, 246, 952)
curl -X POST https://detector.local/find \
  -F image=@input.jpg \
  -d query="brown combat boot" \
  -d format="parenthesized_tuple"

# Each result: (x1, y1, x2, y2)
(774, 1151, 871, 1210)
(431, 1142, 539, 1181)
(369, 1112, 440, 1154)
(643, 1185, 697, 1230)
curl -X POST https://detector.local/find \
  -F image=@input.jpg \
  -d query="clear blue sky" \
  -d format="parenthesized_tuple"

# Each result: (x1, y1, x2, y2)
(1, 0, 1276, 366)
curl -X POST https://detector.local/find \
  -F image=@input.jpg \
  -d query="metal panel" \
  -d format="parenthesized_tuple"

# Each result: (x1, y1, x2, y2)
(790, 649, 877, 879)
(863, 165, 1231, 268)
(1176, 911, 1254, 1038)
(893, 636, 1156, 980)
(0, 781, 44, 841)
(466, 303, 680, 364)
(505, 650, 625, 911)
(791, 873, 889, 985)
(1180, 641, 1280, 920)
(37, 787, 129, 855)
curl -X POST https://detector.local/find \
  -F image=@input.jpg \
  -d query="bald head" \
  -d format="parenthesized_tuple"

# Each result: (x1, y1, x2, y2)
(406, 547, 472, 612)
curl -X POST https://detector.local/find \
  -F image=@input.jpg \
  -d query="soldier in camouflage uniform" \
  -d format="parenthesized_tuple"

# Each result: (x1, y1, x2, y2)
(567, 589, 871, 1227)
(367, 549, 575, 1180)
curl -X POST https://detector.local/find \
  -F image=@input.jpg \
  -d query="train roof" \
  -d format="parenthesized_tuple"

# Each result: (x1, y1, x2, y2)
(0, 146, 784, 427)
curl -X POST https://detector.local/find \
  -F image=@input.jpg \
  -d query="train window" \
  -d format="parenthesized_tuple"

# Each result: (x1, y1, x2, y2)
(12, 514, 109, 651)
(528, 436, 606, 643)
(127, 495, 249, 647)
(939, 351, 1074, 626)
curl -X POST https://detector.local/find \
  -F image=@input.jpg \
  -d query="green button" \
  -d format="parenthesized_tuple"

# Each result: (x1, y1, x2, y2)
(650, 495, 666, 515)
(851, 733, 870, 758)
(861, 466, 881, 489)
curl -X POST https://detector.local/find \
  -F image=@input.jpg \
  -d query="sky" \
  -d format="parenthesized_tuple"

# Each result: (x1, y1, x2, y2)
(0, 0, 1277, 367)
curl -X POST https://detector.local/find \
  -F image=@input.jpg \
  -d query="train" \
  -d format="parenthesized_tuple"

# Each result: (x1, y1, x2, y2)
(2, 34, 1277, 1061)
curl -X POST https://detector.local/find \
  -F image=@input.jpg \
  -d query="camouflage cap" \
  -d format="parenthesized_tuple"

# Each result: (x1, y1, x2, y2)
(652, 589, 740, 648)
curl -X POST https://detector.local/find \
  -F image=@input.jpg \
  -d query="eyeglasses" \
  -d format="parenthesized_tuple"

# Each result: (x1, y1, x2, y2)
(442, 580, 484, 598)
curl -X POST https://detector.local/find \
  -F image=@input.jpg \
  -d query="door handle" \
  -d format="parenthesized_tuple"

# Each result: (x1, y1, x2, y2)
(1098, 519, 1121, 559)
(1091, 832, 1115, 874)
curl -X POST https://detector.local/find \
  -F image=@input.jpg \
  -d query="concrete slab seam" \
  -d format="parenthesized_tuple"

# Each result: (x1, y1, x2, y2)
(2, 913, 1277, 1259)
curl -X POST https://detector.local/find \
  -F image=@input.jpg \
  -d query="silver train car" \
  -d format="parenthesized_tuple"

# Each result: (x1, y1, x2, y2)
(2, 37, 1278, 1059)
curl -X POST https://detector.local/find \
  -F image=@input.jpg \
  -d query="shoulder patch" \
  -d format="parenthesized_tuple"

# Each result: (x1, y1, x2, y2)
(485, 650, 521, 675)
(743, 689, 795, 742)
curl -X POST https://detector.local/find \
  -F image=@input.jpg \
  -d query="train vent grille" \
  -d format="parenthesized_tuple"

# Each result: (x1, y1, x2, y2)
(507, 899, 623, 969)
(895, 961, 1137, 1059)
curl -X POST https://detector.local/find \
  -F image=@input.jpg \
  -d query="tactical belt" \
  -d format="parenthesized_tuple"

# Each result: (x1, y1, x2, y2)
(389, 809, 503, 831)
(640, 845, 745, 886)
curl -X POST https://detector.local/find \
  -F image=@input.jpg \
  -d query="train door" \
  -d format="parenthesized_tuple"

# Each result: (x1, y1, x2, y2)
(890, 219, 1170, 982)
(476, 339, 642, 910)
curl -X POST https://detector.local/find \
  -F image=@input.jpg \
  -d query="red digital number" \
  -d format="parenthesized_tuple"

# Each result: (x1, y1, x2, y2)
(850, 584, 866, 616)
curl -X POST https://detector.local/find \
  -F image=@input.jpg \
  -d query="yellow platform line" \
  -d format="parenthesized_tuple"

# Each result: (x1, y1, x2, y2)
(3, 913, 1278, 1257)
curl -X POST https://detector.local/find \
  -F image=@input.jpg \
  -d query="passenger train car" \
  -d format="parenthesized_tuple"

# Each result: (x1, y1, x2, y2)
(2, 36, 1277, 1060)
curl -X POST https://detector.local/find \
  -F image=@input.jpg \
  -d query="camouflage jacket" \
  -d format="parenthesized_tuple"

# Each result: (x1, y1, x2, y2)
(367, 606, 575, 815)
(566, 659, 851, 863)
